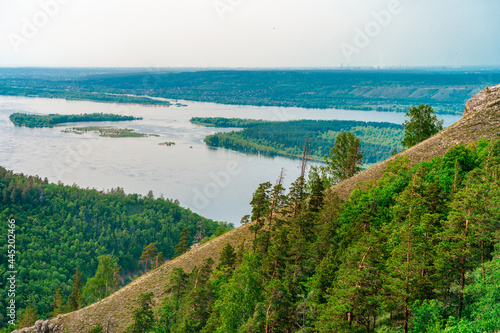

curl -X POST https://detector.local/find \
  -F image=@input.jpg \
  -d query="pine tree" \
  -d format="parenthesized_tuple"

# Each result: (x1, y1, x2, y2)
(48, 288, 65, 317)
(436, 167, 500, 318)
(384, 170, 439, 332)
(324, 131, 363, 184)
(307, 169, 325, 213)
(217, 243, 237, 272)
(177, 258, 215, 332)
(174, 228, 190, 257)
(140, 242, 160, 273)
(153, 252, 164, 269)
(68, 268, 83, 311)
(18, 304, 39, 328)
(249, 182, 271, 246)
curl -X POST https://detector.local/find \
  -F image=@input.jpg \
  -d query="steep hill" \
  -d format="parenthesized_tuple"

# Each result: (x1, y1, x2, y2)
(28, 84, 500, 333)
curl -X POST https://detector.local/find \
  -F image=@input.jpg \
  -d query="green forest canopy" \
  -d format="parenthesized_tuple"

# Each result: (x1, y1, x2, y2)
(192, 117, 404, 164)
(0, 169, 231, 323)
(149, 138, 500, 333)
(9, 113, 141, 128)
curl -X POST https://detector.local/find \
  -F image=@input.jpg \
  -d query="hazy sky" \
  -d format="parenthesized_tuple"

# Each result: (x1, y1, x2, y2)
(0, 0, 498, 68)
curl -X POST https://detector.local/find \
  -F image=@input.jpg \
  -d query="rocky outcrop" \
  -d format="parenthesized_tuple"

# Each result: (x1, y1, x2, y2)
(464, 84, 500, 117)
(12, 319, 63, 333)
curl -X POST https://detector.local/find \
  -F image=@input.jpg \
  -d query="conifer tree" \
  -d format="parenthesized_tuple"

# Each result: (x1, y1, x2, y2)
(49, 288, 65, 317)
(68, 268, 83, 311)
(385, 170, 438, 332)
(140, 242, 160, 273)
(174, 228, 190, 257)
(436, 167, 500, 318)
(324, 131, 363, 184)
(177, 258, 215, 332)
(18, 304, 39, 328)
(217, 243, 237, 272)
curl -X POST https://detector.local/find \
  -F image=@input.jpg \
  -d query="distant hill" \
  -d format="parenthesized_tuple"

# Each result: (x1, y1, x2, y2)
(1, 69, 500, 113)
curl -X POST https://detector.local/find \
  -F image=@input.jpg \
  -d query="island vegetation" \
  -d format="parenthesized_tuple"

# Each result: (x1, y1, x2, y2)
(159, 142, 176, 146)
(9, 112, 141, 128)
(0, 86, 172, 106)
(191, 117, 404, 164)
(62, 126, 158, 138)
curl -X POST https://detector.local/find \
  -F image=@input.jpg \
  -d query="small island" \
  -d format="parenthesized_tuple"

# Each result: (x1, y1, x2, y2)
(62, 126, 158, 138)
(159, 141, 176, 146)
(9, 112, 142, 128)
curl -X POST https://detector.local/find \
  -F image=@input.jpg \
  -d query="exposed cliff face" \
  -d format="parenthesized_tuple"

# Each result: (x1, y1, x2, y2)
(34, 84, 500, 333)
(465, 84, 500, 116)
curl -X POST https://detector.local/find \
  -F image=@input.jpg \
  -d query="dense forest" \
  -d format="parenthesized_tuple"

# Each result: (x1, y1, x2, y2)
(2, 69, 500, 113)
(0, 168, 231, 326)
(9, 113, 141, 128)
(0, 87, 172, 107)
(126, 138, 500, 333)
(192, 118, 404, 164)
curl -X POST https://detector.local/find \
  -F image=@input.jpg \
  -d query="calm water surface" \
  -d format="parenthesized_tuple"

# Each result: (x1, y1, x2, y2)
(0, 96, 461, 225)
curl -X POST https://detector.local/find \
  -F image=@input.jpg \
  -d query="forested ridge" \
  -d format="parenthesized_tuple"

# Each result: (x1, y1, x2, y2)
(0, 168, 231, 326)
(2, 69, 500, 113)
(124, 138, 500, 333)
(9, 113, 141, 128)
(192, 118, 404, 164)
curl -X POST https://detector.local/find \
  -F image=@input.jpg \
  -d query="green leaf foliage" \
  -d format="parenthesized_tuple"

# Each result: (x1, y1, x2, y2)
(0, 168, 230, 323)
(195, 118, 403, 164)
(156, 138, 500, 333)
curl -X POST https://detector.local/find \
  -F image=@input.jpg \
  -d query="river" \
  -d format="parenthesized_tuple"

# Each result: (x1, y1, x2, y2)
(0, 96, 461, 225)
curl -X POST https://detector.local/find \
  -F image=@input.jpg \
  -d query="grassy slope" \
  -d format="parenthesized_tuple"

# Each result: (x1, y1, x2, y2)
(44, 84, 500, 332)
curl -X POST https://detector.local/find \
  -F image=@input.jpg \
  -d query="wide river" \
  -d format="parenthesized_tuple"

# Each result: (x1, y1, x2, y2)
(0, 96, 461, 225)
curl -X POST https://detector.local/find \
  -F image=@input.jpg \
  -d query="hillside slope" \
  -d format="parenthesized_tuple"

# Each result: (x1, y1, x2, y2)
(30, 84, 500, 333)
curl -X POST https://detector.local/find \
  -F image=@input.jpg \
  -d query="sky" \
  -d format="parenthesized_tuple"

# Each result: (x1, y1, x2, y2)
(0, 0, 499, 68)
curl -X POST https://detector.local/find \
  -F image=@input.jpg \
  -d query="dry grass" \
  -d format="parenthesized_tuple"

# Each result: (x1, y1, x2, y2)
(49, 84, 500, 332)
